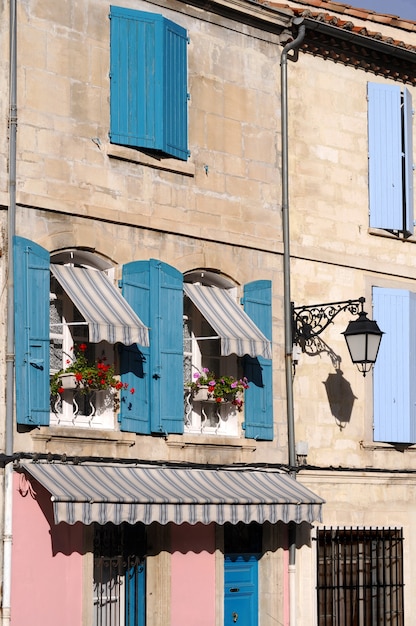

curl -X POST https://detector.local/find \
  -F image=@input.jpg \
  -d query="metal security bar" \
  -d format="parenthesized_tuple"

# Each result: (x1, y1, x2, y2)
(316, 527, 404, 626)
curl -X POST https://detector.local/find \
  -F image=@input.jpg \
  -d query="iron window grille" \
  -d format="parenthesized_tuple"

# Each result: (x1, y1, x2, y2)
(316, 527, 404, 626)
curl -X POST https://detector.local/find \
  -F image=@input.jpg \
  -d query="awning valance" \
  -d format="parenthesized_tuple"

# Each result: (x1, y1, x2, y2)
(183, 284, 272, 358)
(51, 264, 149, 346)
(20, 462, 324, 526)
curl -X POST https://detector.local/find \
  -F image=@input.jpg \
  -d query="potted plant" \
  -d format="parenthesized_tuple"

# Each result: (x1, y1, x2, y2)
(185, 368, 249, 412)
(50, 343, 134, 409)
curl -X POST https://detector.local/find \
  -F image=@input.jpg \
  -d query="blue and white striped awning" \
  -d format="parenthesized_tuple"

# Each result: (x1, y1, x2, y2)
(183, 284, 272, 358)
(51, 264, 149, 346)
(20, 462, 324, 526)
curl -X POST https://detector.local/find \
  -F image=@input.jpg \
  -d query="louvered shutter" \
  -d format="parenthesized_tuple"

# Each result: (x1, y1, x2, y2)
(110, 7, 188, 160)
(13, 236, 50, 426)
(373, 287, 416, 443)
(242, 280, 273, 441)
(120, 260, 183, 434)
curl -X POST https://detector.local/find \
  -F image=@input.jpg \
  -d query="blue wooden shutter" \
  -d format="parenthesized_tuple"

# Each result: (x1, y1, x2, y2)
(373, 287, 416, 443)
(110, 6, 188, 161)
(13, 236, 50, 426)
(242, 280, 273, 441)
(120, 260, 183, 434)
(149, 260, 184, 434)
(403, 87, 414, 234)
(120, 261, 152, 434)
(368, 83, 403, 231)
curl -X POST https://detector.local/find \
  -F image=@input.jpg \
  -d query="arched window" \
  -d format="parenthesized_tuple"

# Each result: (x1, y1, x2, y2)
(50, 250, 116, 428)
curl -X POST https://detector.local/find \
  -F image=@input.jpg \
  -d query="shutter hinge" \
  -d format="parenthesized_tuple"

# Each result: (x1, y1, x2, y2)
(118, 279, 123, 288)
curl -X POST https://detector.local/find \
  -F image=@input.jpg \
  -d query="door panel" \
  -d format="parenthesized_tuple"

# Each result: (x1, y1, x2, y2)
(224, 556, 258, 626)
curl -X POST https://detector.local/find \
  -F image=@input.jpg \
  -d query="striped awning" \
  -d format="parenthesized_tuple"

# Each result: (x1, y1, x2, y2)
(183, 284, 272, 358)
(51, 264, 149, 346)
(20, 462, 324, 526)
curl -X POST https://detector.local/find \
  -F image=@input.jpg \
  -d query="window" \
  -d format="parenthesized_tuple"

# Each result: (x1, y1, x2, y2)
(373, 286, 416, 443)
(317, 527, 404, 626)
(93, 522, 146, 626)
(13, 237, 148, 430)
(109, 6, 189, 161)
(182, 272, 273, 439)
(49, 252, 116, 429)
(183, 273, 243, 436)
(367, 82, 414, 235)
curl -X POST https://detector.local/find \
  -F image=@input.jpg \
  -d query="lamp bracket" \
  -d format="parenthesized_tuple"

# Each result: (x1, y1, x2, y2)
(292, 297, 365, 346)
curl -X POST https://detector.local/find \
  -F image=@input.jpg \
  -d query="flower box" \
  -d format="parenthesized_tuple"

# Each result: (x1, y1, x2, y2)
(59, 373, 85, 390)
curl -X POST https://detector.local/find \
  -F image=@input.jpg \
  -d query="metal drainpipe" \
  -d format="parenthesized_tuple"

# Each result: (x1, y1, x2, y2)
(3, 0, 17, 624)
(280, 17, 305, 626)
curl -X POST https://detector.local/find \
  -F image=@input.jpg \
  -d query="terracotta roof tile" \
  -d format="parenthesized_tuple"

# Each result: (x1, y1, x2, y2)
(271, 1, 416, 32)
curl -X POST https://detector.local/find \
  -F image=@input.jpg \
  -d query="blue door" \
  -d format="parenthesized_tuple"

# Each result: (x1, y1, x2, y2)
(224, 556, 258, 626)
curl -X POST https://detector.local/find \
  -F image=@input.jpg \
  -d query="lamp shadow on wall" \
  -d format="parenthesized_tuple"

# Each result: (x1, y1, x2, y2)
(301, 335, 357, 429)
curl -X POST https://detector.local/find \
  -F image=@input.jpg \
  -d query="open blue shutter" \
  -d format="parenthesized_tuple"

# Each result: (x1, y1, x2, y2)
(13, 236, 50, 426)
(242, 280, 273, 441)
(403, 88, 414, 234)
(120, 262, 152, 434)
(110, 6, 188, 161)
(120, 260, 183, 434)
(368, 83, 403, 230)
(373, 287, 416, 443)
(149, 260, 183, 434)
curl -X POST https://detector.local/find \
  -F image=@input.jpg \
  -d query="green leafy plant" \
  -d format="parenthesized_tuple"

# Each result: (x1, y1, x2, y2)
(50, 343, 134, 402)
(185, 368, 249, 411)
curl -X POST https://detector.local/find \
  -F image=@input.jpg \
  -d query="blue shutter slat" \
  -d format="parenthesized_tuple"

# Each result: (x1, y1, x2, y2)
(368, 83, 403, 230)
(403, 87, 414, 234)
(13, 236, 50, 426)
(373, 287, 416, 443)
(149, 260, 184, 434)
(120, 259, 183, 435)
(242, 280, 273, 441)
(110, 6, 188, 160)
(120, 261, 152, 434)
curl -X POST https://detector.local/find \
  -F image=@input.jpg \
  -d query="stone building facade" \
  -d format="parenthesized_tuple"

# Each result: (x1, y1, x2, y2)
(0, 0, 415, 624)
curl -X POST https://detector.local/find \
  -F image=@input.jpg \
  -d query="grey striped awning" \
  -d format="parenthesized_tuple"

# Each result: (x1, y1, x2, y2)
(51, 264, 149, 346)
(20, 462, 324, 526)
(184, 284, 272, 358)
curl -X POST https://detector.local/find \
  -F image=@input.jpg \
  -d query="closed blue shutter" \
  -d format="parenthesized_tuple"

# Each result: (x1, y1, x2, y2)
(242, 281, 273, 441)
(403, 88, 414, 234)
(110, 6, 188, 161)
(13, 236, 50, 426)
(120, 260, 183, 434)
(373, 287, 416, 443)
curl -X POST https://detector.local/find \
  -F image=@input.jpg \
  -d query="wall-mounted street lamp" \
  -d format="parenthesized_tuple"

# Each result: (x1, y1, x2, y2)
(292, 296, 383, 376)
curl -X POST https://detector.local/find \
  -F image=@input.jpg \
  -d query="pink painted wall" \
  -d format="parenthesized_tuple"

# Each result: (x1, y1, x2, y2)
(171, 523, 216, 626)
(11, 471, 83, 626)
